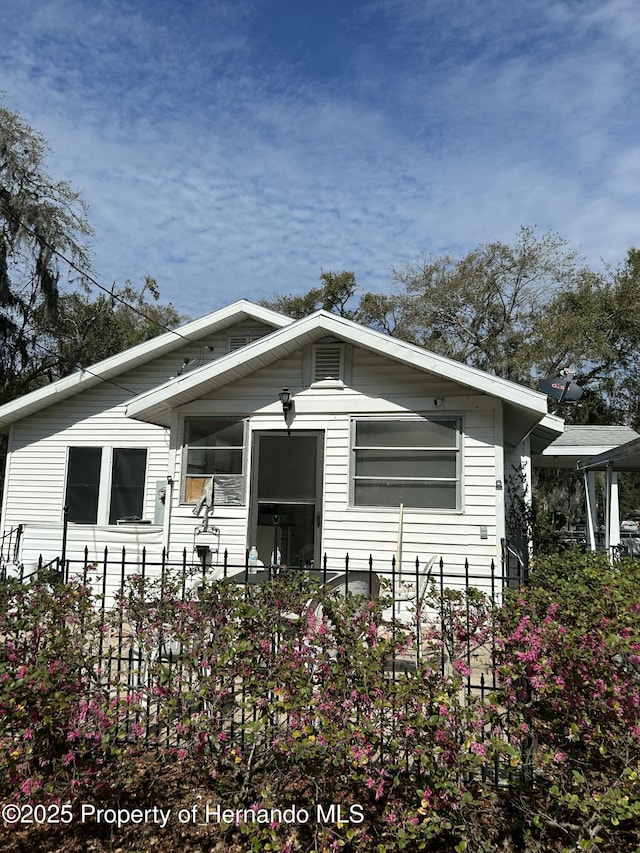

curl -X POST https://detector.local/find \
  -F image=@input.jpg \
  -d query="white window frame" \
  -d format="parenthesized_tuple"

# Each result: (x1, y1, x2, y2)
(181, 417, 248, 506)
(349, 416, 462, 511)
(108, 447, 149, 524)
(64, 446, 148, 525)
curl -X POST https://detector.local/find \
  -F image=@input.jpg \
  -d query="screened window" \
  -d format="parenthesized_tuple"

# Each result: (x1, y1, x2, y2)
(65, 447, 102, 523)
(184, 418, 245, 505)
(352, 418, 461, 509)
(65, 446, 148, 524)
(109, 448, 148, 523)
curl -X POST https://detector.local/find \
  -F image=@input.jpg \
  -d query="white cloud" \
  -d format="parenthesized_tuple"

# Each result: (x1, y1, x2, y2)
(2, 0, 640, 318)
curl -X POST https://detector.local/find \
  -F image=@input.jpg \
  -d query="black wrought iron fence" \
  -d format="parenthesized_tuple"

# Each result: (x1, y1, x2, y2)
(3, 546, 530, 788)
(0, 523, 23, 575)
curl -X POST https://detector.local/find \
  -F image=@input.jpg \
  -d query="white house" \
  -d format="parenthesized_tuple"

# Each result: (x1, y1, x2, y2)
(0, 300, 563, 590)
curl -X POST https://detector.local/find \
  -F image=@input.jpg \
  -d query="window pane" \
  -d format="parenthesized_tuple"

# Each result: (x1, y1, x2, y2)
(186, 418, 244, 447)
(187, 449, 243, 475)
(109, 448, 147, 524)
(66, 447, 101, 523)
(354, 480, 457, 509)
(355, 450, 457, 478)
(356, 419, 457, 448)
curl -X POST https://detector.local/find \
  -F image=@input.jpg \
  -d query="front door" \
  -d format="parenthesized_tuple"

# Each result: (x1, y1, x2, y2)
(250, 431, 323, 567)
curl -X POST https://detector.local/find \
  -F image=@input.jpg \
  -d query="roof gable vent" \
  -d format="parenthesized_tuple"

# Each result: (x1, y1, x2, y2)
(228, 334, 262, 352)
(314, 344, 343, 382)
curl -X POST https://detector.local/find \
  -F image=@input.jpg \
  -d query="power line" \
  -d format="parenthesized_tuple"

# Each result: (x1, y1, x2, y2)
(3, 187, 206, 400)
(27, 337, 138, 396)
(4, 207, 194, 344)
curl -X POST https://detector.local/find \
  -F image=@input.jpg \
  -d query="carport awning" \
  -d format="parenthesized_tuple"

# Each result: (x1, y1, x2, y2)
(534, 425, 640, 470)
(534, 427, 640, 558)
(577, 436, 640, 472)
(574, 435, 640, 557)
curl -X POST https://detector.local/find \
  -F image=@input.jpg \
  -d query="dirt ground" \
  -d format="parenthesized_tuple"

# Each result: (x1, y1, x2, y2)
(2, 754, 251, 853)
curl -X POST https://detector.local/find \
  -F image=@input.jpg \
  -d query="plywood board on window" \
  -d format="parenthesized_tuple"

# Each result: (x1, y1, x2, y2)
(185, 476, 210, 503)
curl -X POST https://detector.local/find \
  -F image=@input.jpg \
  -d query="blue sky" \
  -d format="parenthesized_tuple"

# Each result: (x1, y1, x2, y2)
(2, 0, 639, 318)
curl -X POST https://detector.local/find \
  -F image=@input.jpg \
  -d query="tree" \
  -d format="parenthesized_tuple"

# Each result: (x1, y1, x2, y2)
(273, 232, 640, 428)
(48, 276, 187, 376)
(0, 102, 186, 404)
(541, 248, 640, 425)
(0, 99, 94, 404)
(359, 227, 585, 383)
(260, 269, 358, 319)
(0, 103, 188, 517)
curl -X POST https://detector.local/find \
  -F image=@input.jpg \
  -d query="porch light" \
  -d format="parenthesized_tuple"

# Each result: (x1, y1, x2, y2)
(279, 388, 293, 418)
(279, 388, 294, 435)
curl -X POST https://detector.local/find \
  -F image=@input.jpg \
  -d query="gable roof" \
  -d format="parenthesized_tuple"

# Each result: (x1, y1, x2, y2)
(0, 300, 292, 432)
(125, 309, 559, 445)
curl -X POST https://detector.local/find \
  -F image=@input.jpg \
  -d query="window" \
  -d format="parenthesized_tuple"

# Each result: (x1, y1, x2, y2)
(184, 418, 245, 505)
(65, 446, 148, 524)
(65, 447, 102, 523)
(351, 418, 461, 509)
(109, 448, 148, 523)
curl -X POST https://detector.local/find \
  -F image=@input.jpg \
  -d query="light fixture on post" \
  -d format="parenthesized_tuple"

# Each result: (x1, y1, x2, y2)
(279, 388, 293, 434)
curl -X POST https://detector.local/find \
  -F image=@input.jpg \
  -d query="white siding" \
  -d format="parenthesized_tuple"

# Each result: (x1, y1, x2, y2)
(1, 321, 278, 566)
(167, 347, 504, 574)
(3, 338, 510, 586)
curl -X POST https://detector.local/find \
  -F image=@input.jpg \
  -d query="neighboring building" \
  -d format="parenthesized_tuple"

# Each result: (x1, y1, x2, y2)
(534, 424, 640, 553)
(0, 300, 562, 593)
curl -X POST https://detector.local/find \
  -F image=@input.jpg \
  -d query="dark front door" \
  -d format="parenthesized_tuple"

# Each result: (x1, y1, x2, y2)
(250, 431, 323, 567)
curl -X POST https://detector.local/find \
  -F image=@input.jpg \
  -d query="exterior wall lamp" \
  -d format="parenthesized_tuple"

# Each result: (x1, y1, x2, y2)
(279, 388, 293, 433)
(279, 388, 293, 415)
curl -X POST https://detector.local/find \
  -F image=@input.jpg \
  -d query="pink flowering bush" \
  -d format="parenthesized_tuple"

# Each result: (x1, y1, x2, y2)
(495, 553, 640, 851)
(110, 569, 510, 851)
(0, 571, 133, 804)
(2, 553, 639, 851)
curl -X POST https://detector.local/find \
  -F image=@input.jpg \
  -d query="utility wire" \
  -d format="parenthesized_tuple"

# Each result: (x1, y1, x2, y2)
(27, 337, 138, 396)
(2, 212, 180, 395)
(4, 207, 194, 343)
(2, 206, 220, 397)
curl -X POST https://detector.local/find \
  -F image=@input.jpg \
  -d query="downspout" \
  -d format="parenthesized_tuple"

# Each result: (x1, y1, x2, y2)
(495, 405, 506, 566)
(396, 503, 404, 571)
(163, 417, 179, 556)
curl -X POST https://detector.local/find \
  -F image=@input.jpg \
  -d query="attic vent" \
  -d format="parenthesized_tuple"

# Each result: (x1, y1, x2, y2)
(314, 344, 343, 382)
(228, 334, 262, 352)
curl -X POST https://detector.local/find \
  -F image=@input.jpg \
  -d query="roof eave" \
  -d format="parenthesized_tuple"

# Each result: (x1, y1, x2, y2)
(0, 300, 292, 432)
(577, 437, 640, 471)
(126, 311, 552, 427)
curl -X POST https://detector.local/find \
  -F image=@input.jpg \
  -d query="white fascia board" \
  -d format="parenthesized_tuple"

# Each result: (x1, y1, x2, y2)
(544, 445, 617, 458)
(0, 300, 292, 431)
(529, 412, 565, 453)
(537, 412, 565, 435)
(326, 314, 549, 415)
(126, 310, 550, 425)
(577, 437, 640, 471)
